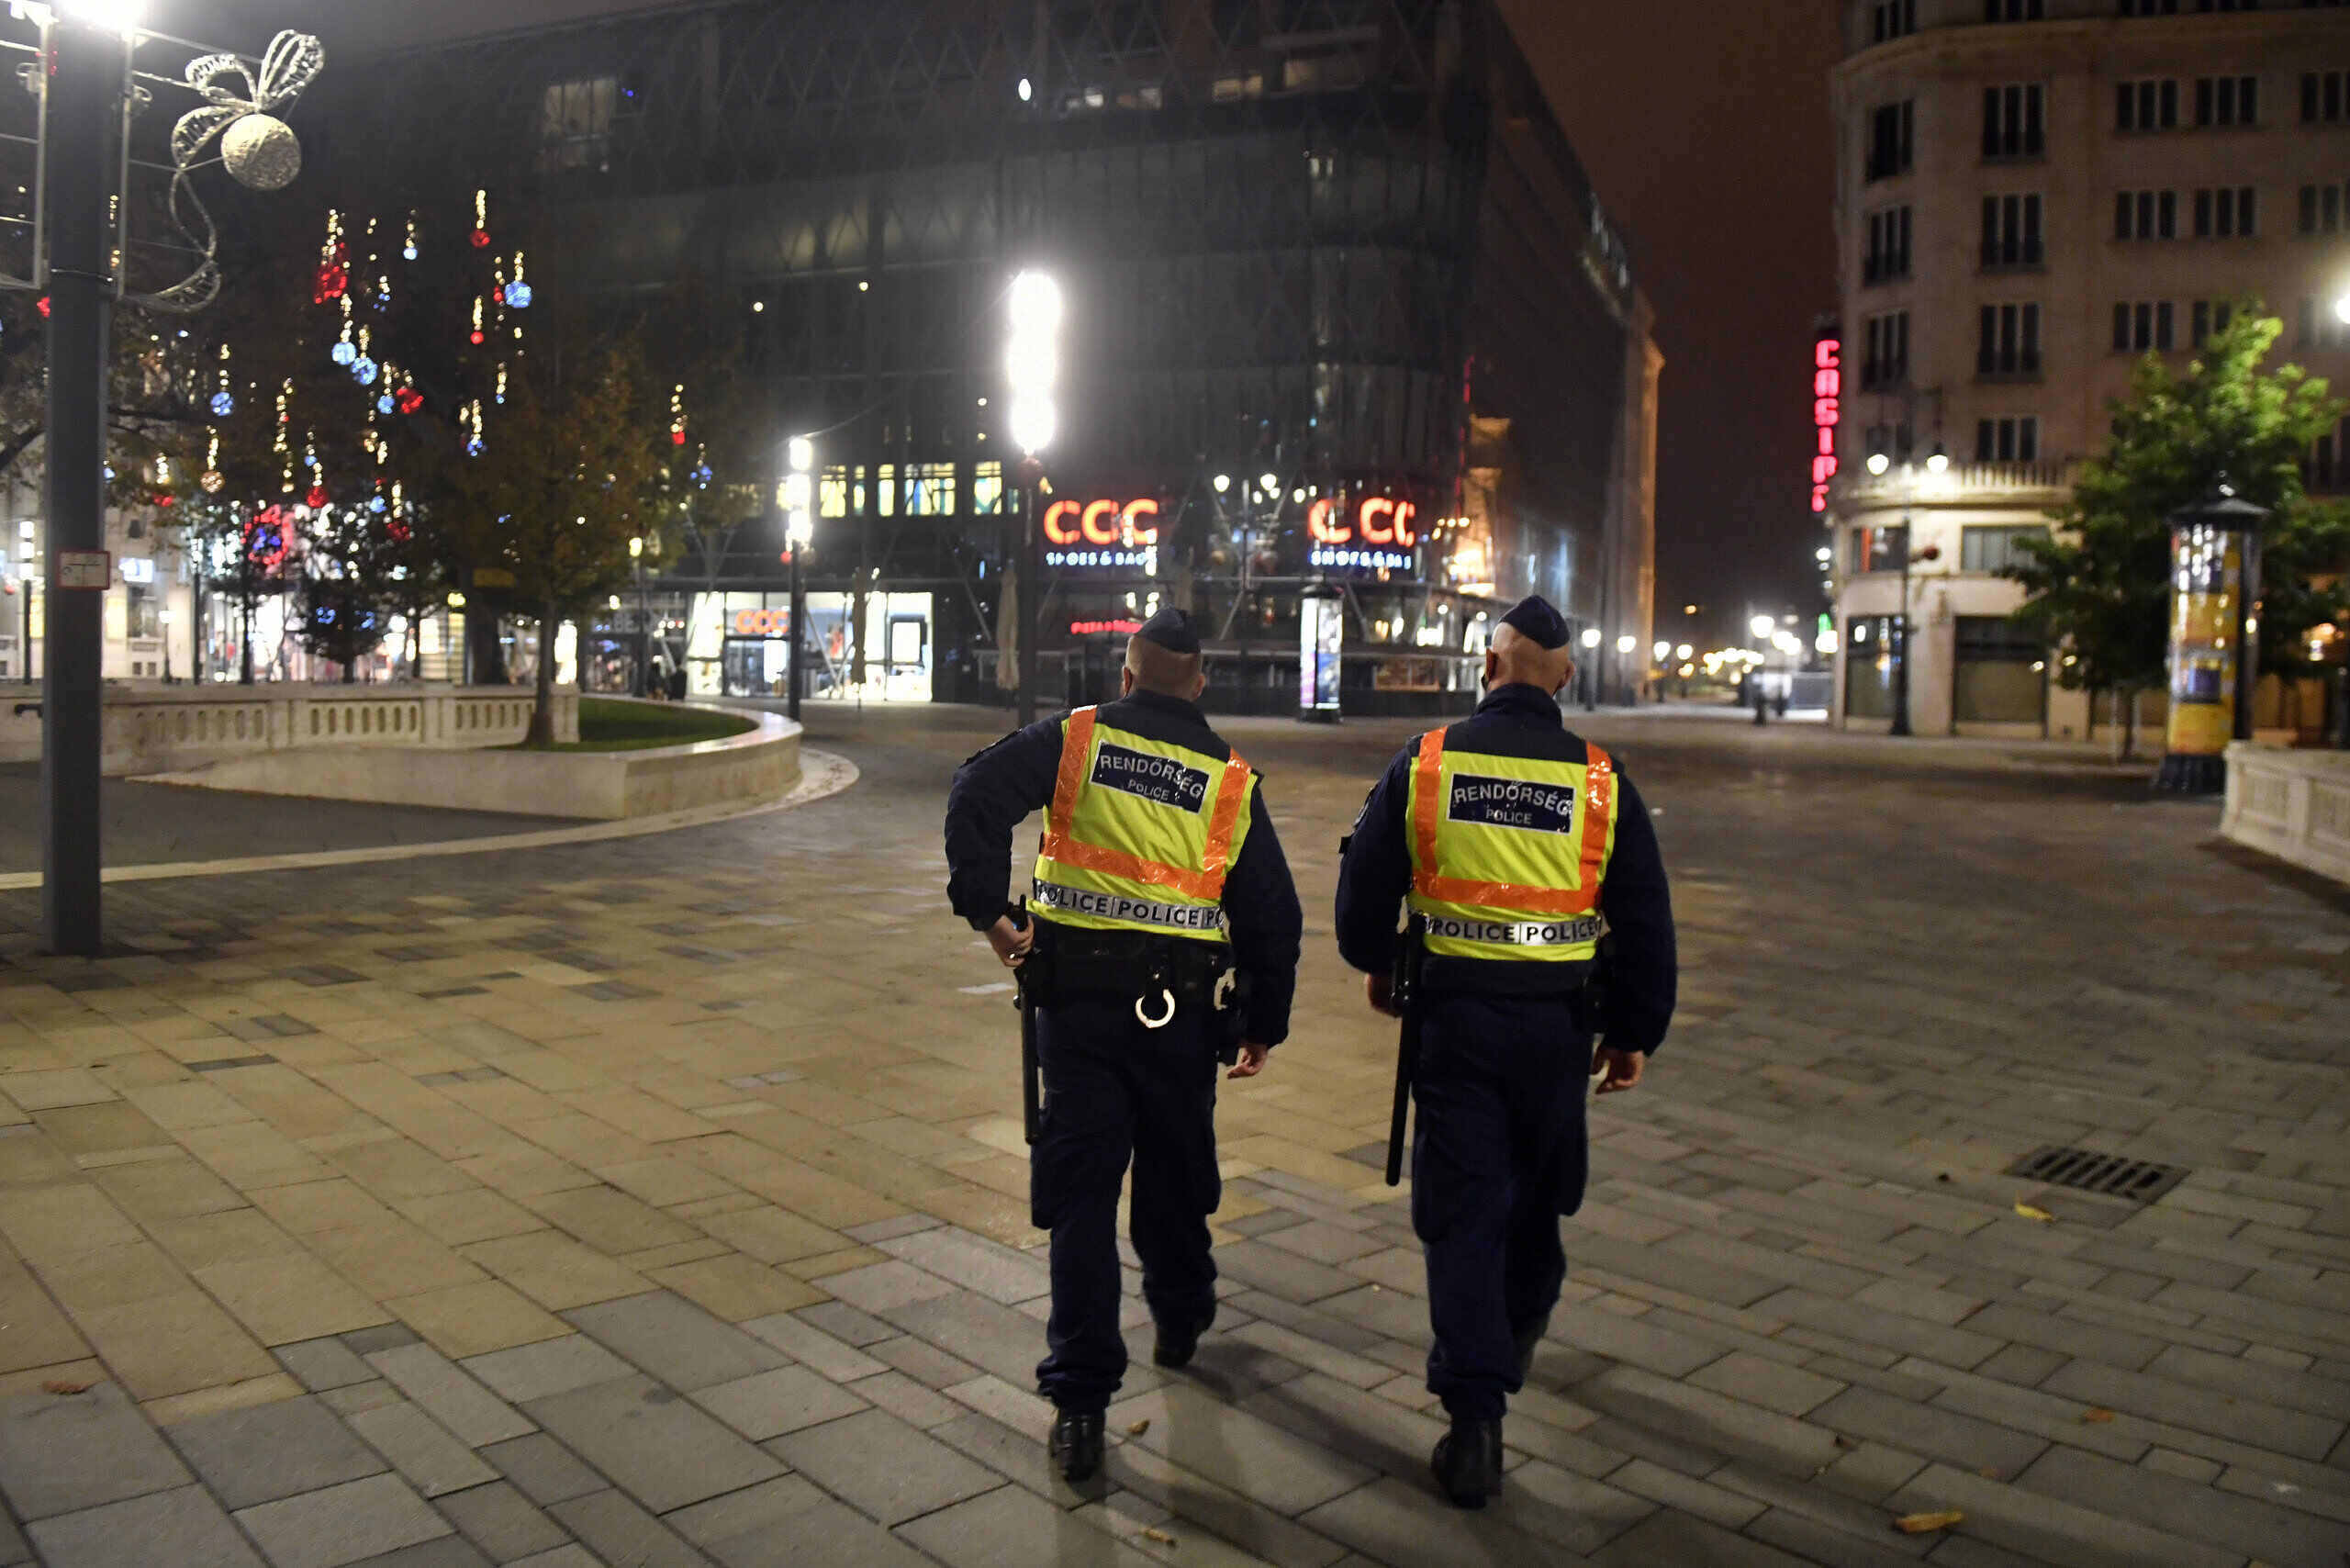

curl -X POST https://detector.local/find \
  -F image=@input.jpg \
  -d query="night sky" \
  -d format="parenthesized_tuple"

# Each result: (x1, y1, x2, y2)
(211, 0, 1841, 651)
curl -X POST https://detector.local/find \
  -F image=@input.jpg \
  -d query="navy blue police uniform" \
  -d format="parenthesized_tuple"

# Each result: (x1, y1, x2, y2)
(1335, 595, 1676, 1501)
(944, 610, 1302, 1450)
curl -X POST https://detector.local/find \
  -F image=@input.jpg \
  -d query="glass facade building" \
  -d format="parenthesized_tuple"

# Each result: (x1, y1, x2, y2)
(330, 0, 1659, 711)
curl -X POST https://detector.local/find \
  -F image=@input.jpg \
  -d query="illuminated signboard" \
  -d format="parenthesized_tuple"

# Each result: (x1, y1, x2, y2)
(1069, 619, 1142, 635)
(733, 608, 790, 636)
(1044, 498, 1159, 569)
(1810, 327, 1840, 514)
(1307, 497, 1419, 572)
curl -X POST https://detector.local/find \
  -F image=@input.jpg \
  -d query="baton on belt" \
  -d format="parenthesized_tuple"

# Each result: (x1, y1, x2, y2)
(1013, 902, 1041, 1146)
(1383, 919, 1426, 1187)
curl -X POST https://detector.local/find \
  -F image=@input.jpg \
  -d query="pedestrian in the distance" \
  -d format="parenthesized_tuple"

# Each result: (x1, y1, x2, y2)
(1335, 594, 1677, 1508)
(942, 607, 1303, 1482)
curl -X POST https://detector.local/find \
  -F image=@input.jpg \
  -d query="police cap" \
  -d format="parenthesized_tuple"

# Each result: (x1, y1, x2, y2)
(1135, 606, 1201, 656)
(1499, 595, 1569, 650)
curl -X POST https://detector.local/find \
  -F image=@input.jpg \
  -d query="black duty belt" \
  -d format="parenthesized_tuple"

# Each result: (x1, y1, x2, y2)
(1032, 923, 1237, 1030)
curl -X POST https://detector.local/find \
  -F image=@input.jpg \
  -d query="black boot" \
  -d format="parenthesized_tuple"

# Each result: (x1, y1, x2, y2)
(1153, 1305, 1216, 1369)
(1430, 1416, 1504, 1508)
(1514, 1313, 1551, 1383)
(1047, 1408, 1104, 1483)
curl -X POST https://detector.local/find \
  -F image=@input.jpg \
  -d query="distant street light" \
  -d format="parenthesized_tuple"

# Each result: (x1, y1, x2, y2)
(1578, 627, 1602, 649)
(2335, 291, 2350, 326)
(1674, 642, 1693, 661)
(1750, 614, 1774, 639)
(1652, 639, 1671, 662)
(783, 434, 815, 721)
(1615, 633, 1636, 655)
(1925, 442, 1950, 475)
(1866, 452, 1891, 476)
(1259, 470, 1279, 493)
(1213, 473, 1230, 493)
(1007, 269, 1061, 726)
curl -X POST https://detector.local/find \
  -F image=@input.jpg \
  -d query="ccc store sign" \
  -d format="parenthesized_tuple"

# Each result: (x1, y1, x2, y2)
(1043, 498, 1160, 547)
(1308, 497, 1420, 548)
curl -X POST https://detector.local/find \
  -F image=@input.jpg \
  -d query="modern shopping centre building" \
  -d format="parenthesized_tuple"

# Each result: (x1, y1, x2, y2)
(330, 0, 1659, 711)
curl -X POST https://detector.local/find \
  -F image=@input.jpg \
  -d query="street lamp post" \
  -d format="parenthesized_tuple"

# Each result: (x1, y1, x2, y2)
(1578, 625, 1601, 711)
(628, 536, 647, 696)
(783, 435, 814, 722)
(1007, 270, 1061, 728)
(1887, 523, 1942, 737)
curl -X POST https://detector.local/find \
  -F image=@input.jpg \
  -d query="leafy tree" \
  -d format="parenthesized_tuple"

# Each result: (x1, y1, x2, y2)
(444, 345, 661, 745)
(2007, 307, 2350, 757)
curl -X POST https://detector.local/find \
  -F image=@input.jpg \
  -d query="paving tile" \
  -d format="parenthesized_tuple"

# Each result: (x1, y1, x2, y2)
(2143, 1342, 2350, 1422)
(433, 1481, 569, 1562)
(501, 1550, 595, 1568)
(1586, 1507, 1816, 1568)
(881, 1290, 1070, 1389)
(276, 1338, 377, 1394)
(1106, 1382, 1375, 1517)
(28, 1485, 265, 1568)
(1688, 1350, 1848, 1417)
(543, 1490, 709, 1568)
(1810, 1386, 2050, 1477)
(1886, 1463, 2240, 1568)
(875, 1226, 1050, 1304)
(461, 1335, 633, 1406)
(383, 1282, 570, 1361)
(524, 1374, 785, 1514)
(164, 1394, 387, 1509)
(739, 1311, 888, 1381)
(1206, 1240, 1365, 1305)
(1100, 1437, 1354, 1568)
(893, 1484, 1143, 1568)
(766, 1407, 1004, 1526)
(2016, 1443, 2350, 1565)
(867, 1333, 985, 1390)
(1952, 1305, 2165, 1372)
(1239, 1372, 1451, 1482)
(1573, 1364, 1843, 1475)
(819, 1259, 960, 1316)
(476, 1436, 603, 1507)
(1296, 1473, 1602, 1568)
(0, 1381, 193, 1520)
(2040, 1359, 2344, 1461)
(340, 1540, 491, 1568)
(690, 1364, 869, 1440)
(347, 1403, 499, 1498)
(562, 1292, 786, 1392)
(661, 1474, 828, 1547)
(791, 1299, 901, 1348)
(364, 1344, 533, 1448)
(233, 1472, 453, 1568)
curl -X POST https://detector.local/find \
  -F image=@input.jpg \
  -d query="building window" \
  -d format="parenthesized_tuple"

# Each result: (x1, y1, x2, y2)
(1977, 303, 2042, 377)
(1867, 100, 1915, 181)
(1982, 193, 2044, 267)
(2112, 300, 2177, 352)
(972, 461, 1004, 516)
(1873, 0, 1917, 40)
(2190, 298, 2238, 344)
(1863, 311, 1911, 389)
(1974, 416, 2042, 461)
(2117, 0, 2177, 14)
(1953, 616, 2046, 723)
(2311, 418, 2349, 492)
(2114, 188, 2179, 240)
(1962, 524, 2050, 573)
(1983, 84, 2047, 158)
(2298, 297, 2350, 350)
(2194, 75, 2259, 128)
(1985, 0, 2045, 17)
(2300, 183, 2348, 234)
(1844, 614, 1900, 720)
(902, 463, 957, 517)
(2192, 186, 2256, 237)
(1865, 207, 1913, 283)
(1863, 421, 1915, 465)
(537, 76, 619, 173)
(2306, 72, 2348, 124)
(1849, 525, 1907, 575)
(2117, 79, 2180, 131)
(126, 584, 159, 639)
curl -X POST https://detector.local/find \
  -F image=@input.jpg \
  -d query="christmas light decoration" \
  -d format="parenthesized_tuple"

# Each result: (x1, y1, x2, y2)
(403, 211, 419, 262)
(470, 189, 490, 249)
(210, 390, 235, 417)
(669, 384, 687, 446)
(352, 356, 376, 386)
(330, 341, 356, 365)
(394, 387, 422, 416)
(314, 209, 348, 303)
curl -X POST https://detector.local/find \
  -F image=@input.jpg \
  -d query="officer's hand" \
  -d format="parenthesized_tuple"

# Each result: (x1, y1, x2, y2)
(986, 916, 1033, 968)
(1226, 1041, 1270, 1080)
(1365, 972, 1398, 1017)
(1592, 1046, 1646, 1094)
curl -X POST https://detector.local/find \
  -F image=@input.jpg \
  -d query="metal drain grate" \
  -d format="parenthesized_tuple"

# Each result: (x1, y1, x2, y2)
(2005, 1146, 2188, 1204)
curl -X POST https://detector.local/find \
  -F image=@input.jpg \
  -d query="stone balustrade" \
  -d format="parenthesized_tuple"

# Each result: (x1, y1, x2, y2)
(0, 684, 577, 776)
(2222, 741, 2350, 886)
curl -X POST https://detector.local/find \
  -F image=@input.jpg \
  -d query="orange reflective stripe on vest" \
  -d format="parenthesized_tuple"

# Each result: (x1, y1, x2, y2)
(1037, 707, 1252, 902)
(1409, 728, 1614, 915)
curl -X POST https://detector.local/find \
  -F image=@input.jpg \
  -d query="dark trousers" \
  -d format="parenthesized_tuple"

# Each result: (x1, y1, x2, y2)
(1031, 993, 1222, 1413)
(1410, 991, 1590, 1422)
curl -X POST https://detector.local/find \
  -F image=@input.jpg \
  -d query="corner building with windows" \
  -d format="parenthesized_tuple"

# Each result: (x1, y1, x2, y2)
(325, 0, 1659, 713)
(1826, 0, 2350, 738)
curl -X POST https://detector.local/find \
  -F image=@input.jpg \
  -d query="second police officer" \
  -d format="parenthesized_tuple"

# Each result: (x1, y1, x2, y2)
(1336, 594, 1677, 1508)
(943, 607, 1303, 1484)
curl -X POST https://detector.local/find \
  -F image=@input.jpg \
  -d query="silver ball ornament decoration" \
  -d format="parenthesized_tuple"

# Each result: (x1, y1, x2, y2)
(220, 113, 301, 191)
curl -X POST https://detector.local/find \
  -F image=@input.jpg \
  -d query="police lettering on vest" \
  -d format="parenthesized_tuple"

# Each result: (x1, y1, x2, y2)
(1031, 708, 1255, 946)
(1404, 727, 1620, 963)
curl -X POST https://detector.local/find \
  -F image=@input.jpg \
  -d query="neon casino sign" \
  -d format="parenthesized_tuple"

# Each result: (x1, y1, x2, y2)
(1810, 329, 1840, 513)
(1308, 497, 1419, 572)
(1044, 498, 1159, 568)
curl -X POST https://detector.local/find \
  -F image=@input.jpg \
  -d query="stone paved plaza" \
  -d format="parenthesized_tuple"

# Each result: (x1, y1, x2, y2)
(0, 703, 2345, 1568)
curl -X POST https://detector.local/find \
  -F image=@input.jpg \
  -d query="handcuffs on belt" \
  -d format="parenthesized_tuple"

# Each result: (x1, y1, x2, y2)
(1132, 965, 1238, 1030)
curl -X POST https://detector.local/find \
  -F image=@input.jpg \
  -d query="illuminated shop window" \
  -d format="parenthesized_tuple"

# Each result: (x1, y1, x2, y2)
(820, 466, 849, 519)
(904, 463, 957, 516)
(972, 461, 1004, 516)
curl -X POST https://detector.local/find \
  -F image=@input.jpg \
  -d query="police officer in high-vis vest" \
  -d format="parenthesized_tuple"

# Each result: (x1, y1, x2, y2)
(1335, 595, 1676, 1509)
(944, 607, 1302, 1483)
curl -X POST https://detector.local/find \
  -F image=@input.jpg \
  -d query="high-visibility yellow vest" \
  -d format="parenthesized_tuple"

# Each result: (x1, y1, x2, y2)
(1030, 706, 1255, 945)
(1404, 727, 1619, 963)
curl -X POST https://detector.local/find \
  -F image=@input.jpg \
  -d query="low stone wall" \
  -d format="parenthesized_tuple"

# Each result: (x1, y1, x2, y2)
(146, 703, 800, 821)
(0, 684, 576, 776)
(2222, 742, 2350, 886)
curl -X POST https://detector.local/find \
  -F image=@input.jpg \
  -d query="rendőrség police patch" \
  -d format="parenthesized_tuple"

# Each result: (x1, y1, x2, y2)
(1446, 774, 1576, 834)
(1091, 744, 1210, 812)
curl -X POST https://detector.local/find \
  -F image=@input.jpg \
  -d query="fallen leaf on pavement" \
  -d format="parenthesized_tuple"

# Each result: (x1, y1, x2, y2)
(41, 1380, 89, 1395)
(2081, 1408, 2115, 1423)
(1140, 1527, 1177, 1545)
(2013, 1201, 2054, 1223)
(1832, 1433, 1858, 1450)
(1127, 1419, 1150, 1436)
(1894, 1511, 1964, 1535)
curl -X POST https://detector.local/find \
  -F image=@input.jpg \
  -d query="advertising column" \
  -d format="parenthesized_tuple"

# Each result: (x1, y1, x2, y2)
(1299, 583, 1342, 721)
(2154, 510, 2255, 794)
